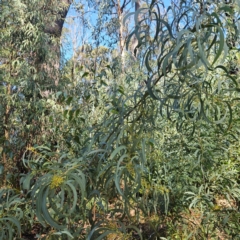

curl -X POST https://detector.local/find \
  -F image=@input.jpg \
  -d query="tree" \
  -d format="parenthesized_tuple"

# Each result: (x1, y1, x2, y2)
(80, 0, 133, 68)
(0, 0, 71, 183)
(1, 0, 240, 239)
(44, 0, 71, 38)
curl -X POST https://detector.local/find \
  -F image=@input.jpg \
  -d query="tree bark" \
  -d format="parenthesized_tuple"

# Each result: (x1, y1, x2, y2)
(133, 0, 140, 57)
(117, 0, 125, 69)
(41, 0, 71, 87)
(44, 0, 71, 38)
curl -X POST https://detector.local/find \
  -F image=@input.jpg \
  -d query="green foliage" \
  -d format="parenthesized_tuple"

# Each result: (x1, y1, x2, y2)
(1, 0, 240, 239)
(0, 189, 22, 239)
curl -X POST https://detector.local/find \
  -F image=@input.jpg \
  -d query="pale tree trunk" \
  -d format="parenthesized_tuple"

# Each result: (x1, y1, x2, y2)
(132, 0, 140, 58)
(117, 0, 125, 69)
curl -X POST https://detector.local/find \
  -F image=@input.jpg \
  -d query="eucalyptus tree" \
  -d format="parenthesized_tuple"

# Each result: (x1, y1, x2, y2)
(0, 0, 71, 184)
(81, 0, 134, 67)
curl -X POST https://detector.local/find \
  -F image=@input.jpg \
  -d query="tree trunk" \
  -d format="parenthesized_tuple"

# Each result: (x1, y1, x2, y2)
(133, 0, 140, 58)
(44, 0, 71, 38)
(117, 0, 125, 70)
(41, 0, 71, 87)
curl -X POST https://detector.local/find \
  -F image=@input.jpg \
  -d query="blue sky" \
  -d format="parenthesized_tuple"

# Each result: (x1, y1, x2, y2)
(66, 0, 172, 19)
(62, 0, 172, 61)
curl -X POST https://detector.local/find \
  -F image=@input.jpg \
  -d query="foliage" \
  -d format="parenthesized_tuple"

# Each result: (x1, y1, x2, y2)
(1, 0, 240, 239)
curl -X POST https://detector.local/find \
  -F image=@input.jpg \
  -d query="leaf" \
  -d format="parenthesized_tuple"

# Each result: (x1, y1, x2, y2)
(115, 153, 129, 196)
(35, 186, 47, 227)
(144, 48, 153, 72)
(41, 186, 65, 230)
(146, 77, 158, 100)
(0, 164, 4, 175)
(219, 6, 234, 15)
(65, 181, 78, 213)
(0, 217, 21, 236)
(87, 149, 107, 156)
(95, 230, 118, 240)
(68, 172, 86, 204)
(22, 173, 32, 190)
(158, 18, 174, 39)
(141, 139, 147, 165)
(66, 96, 73, 105)
(81, 72, 89, 78)
(212, 27, 225, 65)
(126, 225, 143, 240)
(123, 11, 135, 26)
(53, 230, 74, 239)
(109, 146, 127, 160)
(197, 38, 210, 68)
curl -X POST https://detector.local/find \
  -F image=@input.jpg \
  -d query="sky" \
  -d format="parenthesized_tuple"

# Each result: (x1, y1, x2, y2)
(62, 0, 172, 61)
(65, 0, 172, 20)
